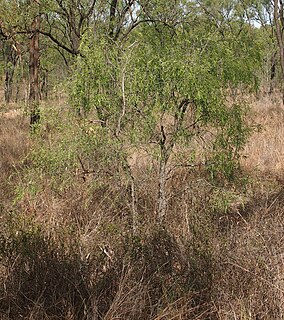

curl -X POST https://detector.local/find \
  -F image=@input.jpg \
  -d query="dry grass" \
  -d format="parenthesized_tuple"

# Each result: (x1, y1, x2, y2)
(212, 188, 284, 319)
(243, 93, 284, 176)
(0, 110, 29, 206)
(0, 95, 284, 319)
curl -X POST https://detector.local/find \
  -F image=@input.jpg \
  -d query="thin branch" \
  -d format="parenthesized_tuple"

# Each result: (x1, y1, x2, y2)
(121, 18, 177, 41)
(113, 0, 135, 41)
(116, 70, 126, 137)
(38, 30, 77, 55)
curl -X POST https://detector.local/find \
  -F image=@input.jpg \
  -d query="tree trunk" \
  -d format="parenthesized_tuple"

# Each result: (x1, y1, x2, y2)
(157, 155, 168, 224)
(157, 125, 170, 224)
(124, 161, 138, 234)
(274, 0, 284, 103)
(157, 101, 189, 224)
(3, 42, 18, 103)
(4, 70, 13, 103)
(269, 51, 277, 94)
(109, 0, 118, 38)
(69, 3, 81, 55)
(29, 16, 41, 127)
(41, 68, 48, 100)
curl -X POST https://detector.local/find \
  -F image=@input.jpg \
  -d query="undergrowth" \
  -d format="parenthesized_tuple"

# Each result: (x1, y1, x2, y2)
(0, 100, 283, 319)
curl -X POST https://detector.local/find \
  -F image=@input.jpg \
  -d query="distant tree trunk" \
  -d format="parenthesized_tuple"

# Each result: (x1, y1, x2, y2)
(15, 70, 21, 103)
(269, 51, 277, 94)
(4, 42, 18, 103)
(4, 69, 13, 103)
(40, 67, 48, 100)
(274, 0, 284, 103)
(29, 16, 41, 127)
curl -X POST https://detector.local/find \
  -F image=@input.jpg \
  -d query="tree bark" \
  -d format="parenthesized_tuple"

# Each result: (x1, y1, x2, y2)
(157, 100, 189, 224)
(157, 154, 168, 224)
(269, 51, 277, 94)
(109, 0, 118, 38)
(3, 42, 18, 103)
(4, 69, 14, 103)
(41, 67, 48, 100)
(157, 125, 170, 224)
(124, 161, 138, 234)
(29, 16, 41, 127)
(274, 0, 284, 103)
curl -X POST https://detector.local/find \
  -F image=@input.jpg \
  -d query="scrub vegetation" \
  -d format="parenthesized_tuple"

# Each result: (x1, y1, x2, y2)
(0, 1, 283, 319)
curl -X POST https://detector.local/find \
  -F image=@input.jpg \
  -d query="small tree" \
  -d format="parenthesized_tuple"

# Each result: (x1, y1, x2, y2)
(71, 13, 260, 227)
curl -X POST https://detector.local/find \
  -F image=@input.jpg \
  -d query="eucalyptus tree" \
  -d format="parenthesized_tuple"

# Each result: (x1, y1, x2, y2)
(39, 0, 143, 57)
(37, 0, 96, 58)
(242, 0, 280, 93)
(273, 0, 284, 102)
(0, 35, 20, 103)
(0, 0, 41, 123)
(0, 1, 23, 103)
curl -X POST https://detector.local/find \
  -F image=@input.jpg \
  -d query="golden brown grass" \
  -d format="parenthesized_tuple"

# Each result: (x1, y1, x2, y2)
(0, 110, 29, 204)
(243, 93, 284, 176)
(212, 187, 284, 319)
(0, 95, 284, 319)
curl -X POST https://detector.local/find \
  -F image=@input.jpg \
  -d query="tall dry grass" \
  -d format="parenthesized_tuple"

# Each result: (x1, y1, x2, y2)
(243, 93, 284, 176)
(0, 110, 29, 206)
(0, 95, 284, 319)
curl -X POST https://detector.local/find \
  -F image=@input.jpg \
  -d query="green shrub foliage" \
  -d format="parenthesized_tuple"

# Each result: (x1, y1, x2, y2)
(70, 19, 259, 182)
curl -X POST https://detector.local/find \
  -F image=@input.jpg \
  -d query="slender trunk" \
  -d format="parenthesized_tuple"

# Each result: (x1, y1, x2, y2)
(269, 51, 277, 94)
(157, 100, 189, 224)
(157, 125, 170, 224)
(130, 176, 138, 233)
(29, 16, 41, 127)
(4, 70, 14, 103)
(41, 68, 48, 100)
(126, 163, 138, 234)
(122, 155, 138, 233)
(15, 56, 22, 103)
(109, 0, 118, 38)
(15, 78, 20, 103)
(157, 155, 168, 224)
(3, 43, 18, 103)
(69, 3, 80, 55)
(274, 0, 284, 103)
